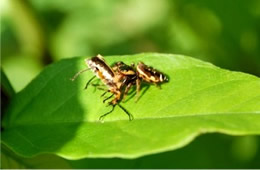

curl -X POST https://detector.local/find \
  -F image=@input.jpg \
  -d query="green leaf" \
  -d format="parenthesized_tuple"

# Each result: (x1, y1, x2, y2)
(1, 144, 71, 169)
(2, 53, 260, 159)
(1, 68, 15, 97)
(1, 68, 15, 119)
(67, 134, 260, 168)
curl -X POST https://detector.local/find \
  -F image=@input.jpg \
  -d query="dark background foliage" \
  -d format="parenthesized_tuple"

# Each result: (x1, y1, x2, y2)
(1, 0, 260, 168)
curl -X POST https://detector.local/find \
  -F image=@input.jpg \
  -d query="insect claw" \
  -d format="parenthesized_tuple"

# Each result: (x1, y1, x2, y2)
(99, 115, 105, 123)
(118, 104, 134, 121)
(129, 114, 134, 121)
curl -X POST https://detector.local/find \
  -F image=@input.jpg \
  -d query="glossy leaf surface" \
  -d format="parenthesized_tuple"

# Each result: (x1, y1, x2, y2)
(2, 53, 260, 159)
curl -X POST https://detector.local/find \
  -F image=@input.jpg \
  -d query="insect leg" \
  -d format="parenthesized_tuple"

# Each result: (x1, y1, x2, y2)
(118, 104, 134, 121)
(135, 78, 141, 102)
(91, 83, 107, 91)
(103, 93, 114, 103)
(101, 91, 107, 97)
(91, 83, 105, 87)
(122, 82, 134, 101)
(84, 76, 96, 89)
(99, 104, 115, 122)
(154, 83, 161, 89)
(70, 68, 90, 81)
(99, 103, 133, 122)
(97, 87, 109, 91)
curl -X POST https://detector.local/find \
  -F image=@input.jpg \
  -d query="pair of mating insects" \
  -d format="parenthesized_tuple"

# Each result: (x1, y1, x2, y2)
(71, 54, 168, 121)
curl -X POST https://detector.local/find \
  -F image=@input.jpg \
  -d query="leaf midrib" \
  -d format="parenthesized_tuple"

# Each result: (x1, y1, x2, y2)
(6, 55, 260, 128)
(7, 77, 260, 128)
(154, 79, 257, 115)
(6, 112, 260, 128)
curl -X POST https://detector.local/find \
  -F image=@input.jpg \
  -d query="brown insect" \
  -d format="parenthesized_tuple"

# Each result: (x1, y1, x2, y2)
(71, 54, 168, 121)
(112, 61, 168, 101)
(112, 61, 137, 100)
(136, 62, 168, 83)
(71, 55, 133, 121)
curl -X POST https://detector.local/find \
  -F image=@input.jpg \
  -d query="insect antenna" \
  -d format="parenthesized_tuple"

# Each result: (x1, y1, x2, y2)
(70, 68, 90, 81)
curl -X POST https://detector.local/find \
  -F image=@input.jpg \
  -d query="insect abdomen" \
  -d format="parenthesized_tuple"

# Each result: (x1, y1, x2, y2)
(86, 55, 115, 87)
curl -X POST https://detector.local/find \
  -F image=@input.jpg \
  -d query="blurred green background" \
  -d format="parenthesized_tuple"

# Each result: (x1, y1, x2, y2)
(1, 0, 260, 92)
(1, 0, 260, 168)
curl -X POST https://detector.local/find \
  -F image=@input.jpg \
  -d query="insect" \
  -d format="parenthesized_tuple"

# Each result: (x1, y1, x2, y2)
(112, 61, 137, 100)
(112, 61, 169, 101)
(71, 54, 168, 121)
(71, 55, 133, 121)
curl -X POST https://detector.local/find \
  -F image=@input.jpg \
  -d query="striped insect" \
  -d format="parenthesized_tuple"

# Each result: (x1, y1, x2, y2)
(71, 55, 169, 121)
(112, 61, 168, 101)
(71, 54, 133, 121)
